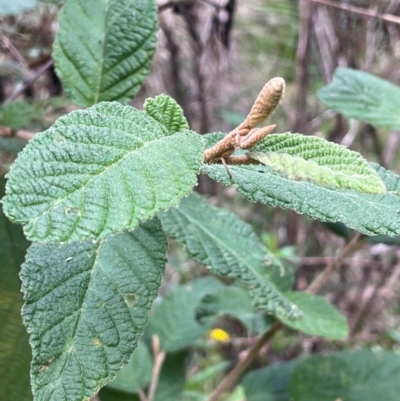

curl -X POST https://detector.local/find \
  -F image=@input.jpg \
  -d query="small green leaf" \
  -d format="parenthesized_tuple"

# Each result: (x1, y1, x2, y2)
(317, 67, 400, 130)
(0, 100, 33, 130)
(0, 177, 32, 401)
(202, 158, 400, 237)
(159, 193, 302, 320)
(21, 218, 167, 401)
(0, 136, 27, 154)
(278, 292, 348, 340)
(53, 0, 157, 106)
(242, 359, 298, 401)
(3, 102, 204, 242)
(107, 341, 153, 394)
(248, 133, 385, 194)
(148, 285, 209, 352)
(144, 95, 189, 133)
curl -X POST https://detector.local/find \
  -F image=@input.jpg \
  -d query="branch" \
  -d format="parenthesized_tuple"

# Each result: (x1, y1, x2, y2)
(206, 232, 366, 401)
(147, 335, 166, 401)
(2, 58, 54, 106)
(310, 0, 400, 25)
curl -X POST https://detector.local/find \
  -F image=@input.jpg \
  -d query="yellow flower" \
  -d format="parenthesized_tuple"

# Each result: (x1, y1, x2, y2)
(209, 328, 231, 343)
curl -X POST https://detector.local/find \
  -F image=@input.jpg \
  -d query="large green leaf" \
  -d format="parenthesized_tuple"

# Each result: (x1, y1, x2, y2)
(0, 177, 32, 401)
(278, 292, 348, 340)
(53, 0, 157, 106)
(249, 133, 385, 194)
(21, 218, 167, 401)
(288, 350, 400, 401)
(242, 359, 298, 401)
(202, 155, 400, 236)
(3, 102, 204, 242)
(159, 193, 301, 320)
(317, 67, 400, 130)
(144, 95, 189, 134)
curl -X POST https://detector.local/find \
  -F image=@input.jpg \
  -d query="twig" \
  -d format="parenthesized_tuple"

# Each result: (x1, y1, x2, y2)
(310, 0, 400, 25)
(207, 321, 282, 401)
(2, 58, 54, 106)
(0, 29, 29, 71)
(147, 335, 166, 401)
(138, 388, 149, 401)
(206, 232, 366, 401)
(306, 233, 366, 294)
(0, 127, 35, 141)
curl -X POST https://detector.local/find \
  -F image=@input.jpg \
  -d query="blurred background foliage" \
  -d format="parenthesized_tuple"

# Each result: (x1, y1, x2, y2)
(2, 0, 400, 400)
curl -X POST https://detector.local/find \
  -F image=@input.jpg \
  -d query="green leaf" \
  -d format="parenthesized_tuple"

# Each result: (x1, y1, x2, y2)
(202, 158, 400, 237)
(107, 341, 153, 394)
(288, 350, 400, 401)
(154, 351, 187, 401)
(148, 285, 210, 352)
(21, 218, 167, 401)
(288, 355, 353, 401)
(0, 0, 36, 15)
(144, 95, 189, 133)
(53, 0, 157, 106)
(0, 177, 32, 401)
(317, 67, 400, 130)
(0, 136, 27, 154)
(242, 359, 298, 401)
(248, 133, 386, 194)
(277, 292, 348, 340)
(3, 102, 204, 242)
(159, 193, 302, 320)
(0, 100, 33, 130)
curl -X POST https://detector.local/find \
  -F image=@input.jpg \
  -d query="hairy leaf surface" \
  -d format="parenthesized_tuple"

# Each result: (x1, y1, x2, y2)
(278, 292, 348, 340)
(3, 102, 204, 242)
(159, 193, 302, 320)
(202, 160, 400, 236)
(144, 95, 189, 133)
(249, 132, 385, 194)
(53, 0, 157, 106)
(317, 67, 400, 129)
(21, 218, 167, 401)
(0, 177, 32, 401)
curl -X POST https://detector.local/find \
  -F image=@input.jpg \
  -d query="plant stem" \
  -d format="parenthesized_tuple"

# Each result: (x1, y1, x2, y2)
(206, 232, 365, 401)
(207, 321, 282, 401)
(147, 335, 166, 401)
(306, 232, 365, 294)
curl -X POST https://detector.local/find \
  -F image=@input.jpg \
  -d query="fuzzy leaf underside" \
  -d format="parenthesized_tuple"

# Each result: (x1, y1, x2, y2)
(21, 218, 167, 401)
(3, 102, 204, 243)
(53, 0, 157, 106)
(249, 132, 385, 194)
(317, 67, 400, 130)
(144, 95, 189, 133)
(201, 158, 400, 236)
(278, 292, 348, 340)
(159, 193, 302, 320)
